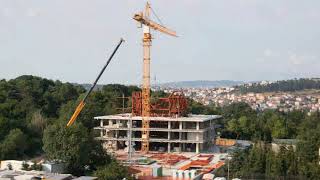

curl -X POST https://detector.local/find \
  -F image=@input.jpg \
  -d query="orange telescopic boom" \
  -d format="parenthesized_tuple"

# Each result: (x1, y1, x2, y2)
(67, 38, 125, 127)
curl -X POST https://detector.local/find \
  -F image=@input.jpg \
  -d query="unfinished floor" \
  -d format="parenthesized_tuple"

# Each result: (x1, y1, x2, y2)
(94, 114, 221, 153)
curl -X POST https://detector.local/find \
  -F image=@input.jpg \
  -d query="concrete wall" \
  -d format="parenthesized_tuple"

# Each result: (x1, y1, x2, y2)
(187, 132, 197, 141)
(42, 162, 64, 173)
(0, 160, 32, 170)
(271, 143, 296, 153)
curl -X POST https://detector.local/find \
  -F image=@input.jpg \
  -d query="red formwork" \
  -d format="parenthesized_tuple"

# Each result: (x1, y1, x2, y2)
(150, 153, 188, 166)
(132, 91, 188, 117)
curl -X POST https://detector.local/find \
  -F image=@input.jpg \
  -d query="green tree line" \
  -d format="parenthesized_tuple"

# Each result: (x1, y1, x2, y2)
(0, 75, 138, 178)
(237, 78, 320, 93)
(217, 102, 320, 179)
(1, 75, 320, 179)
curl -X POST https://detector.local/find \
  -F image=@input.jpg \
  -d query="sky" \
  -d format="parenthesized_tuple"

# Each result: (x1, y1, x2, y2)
(0, 0, 320, 85)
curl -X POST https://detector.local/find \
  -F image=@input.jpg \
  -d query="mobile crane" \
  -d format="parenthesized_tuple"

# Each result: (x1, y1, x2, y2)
(67, 38, 124, 127)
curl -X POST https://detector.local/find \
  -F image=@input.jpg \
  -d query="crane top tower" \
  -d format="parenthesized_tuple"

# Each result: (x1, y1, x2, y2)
(133, 2, 177, 153)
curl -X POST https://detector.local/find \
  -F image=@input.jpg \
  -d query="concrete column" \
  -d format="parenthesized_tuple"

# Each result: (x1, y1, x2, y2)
(196, 133, 199, 141)
(168, 121, 171, 129)
(168, 143, 171, 153)
(100, 120, 103, 137)
(109, 120, 112, 126)
(115, 140, 118, 151)
(179, 121, 182, 141)
(196, 122, 199, 130)
(168, 132, 171, 140)
(196, 143, 199, 153)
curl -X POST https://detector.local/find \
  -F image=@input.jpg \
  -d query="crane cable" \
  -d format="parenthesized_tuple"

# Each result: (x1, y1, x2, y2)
(150, 6, 164, 27)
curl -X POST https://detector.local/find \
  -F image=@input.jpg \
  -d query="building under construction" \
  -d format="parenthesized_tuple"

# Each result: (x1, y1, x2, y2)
(91, 1, 223, 154)
(66, 2, 226, 179)
(93, 91, 223, 179)
(94, 113, 221, 154)
(94, 91, 222, 154)
(91, 3, 226, 179)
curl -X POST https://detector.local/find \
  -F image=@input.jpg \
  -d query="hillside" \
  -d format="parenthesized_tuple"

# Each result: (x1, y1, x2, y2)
(238, 78, 320, 93)
(160, 80, 244, 88)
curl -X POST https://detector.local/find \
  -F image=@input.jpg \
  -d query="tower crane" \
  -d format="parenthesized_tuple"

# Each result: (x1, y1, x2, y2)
(133, 2, 177, 153)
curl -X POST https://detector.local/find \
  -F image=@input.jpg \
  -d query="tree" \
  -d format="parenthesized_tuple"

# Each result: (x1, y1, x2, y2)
(222, 102, 255, 120)
(296, 112, 320, 179)
(0, 129, 27, 160)
(0, 116, 9, 141)
(22, 162, 30, 171)
(238, 78, 320, 93)
(271, 117, 288, 139)
(93, 161, 133, 180)
(30, 161, 42, 171)
(229, 149, 248, 178)
(30, 110, 47, 135)
(43, 122, 90, 175)
(42, 121, 110, 175)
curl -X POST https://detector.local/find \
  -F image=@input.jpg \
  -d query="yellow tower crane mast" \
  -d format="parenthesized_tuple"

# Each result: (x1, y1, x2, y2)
(133, 2, 177, 153)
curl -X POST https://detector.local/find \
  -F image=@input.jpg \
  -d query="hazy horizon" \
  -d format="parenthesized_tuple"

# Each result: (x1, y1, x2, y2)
(3, 74, 319, 86)
(1, 0, 320, 84)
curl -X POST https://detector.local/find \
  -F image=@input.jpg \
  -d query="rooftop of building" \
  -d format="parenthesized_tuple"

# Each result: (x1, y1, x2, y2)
(272, 138, 298, 145)
(114, 150, 226, 180)
(0, 170, 98, 180)
(94, 113, 222, 122)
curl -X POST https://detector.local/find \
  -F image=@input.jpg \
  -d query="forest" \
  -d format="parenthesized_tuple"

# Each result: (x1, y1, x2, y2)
(216, 102, 320, 179)
(0, 75, 320, 179)
(237, 78, 320, 93)
(0, 75, 140, 179)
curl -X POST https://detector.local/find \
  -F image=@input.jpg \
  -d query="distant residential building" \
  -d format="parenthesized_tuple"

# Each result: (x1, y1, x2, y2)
(271, 139, 297, 153)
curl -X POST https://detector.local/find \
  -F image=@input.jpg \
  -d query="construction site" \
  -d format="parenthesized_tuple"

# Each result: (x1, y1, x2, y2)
(94, 112, 224, 179)
(87, 2, 227, 180)
(61, 2, 229, 180)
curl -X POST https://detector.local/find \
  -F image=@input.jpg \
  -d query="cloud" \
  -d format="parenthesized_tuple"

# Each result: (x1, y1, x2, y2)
(1, 8, 11, 17)
(1, 7, 41, 18)
(288, 51, 317, 66)
(256, 49, 278, 63)
(256, 57, 265, 63)
(263, 48, 277, 57)
(288, 53, 302, 65)
(258, 49, 317, 66)
(26, 8, 40, 17)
